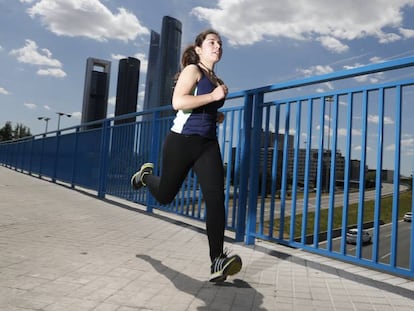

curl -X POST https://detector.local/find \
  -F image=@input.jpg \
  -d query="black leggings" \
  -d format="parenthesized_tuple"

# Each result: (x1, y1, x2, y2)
(144, 131, 225, 261)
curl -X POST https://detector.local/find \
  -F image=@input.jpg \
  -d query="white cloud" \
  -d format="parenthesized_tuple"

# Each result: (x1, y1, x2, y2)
(368, 114, 394, 125)
(108, 96, 116, 106)
(299, 65, 334, 77)
(10, 39, 62, 67)
(24, 102, 37, 109)
(139, 89, 145, 99)
(402, 137, 414, 148)
(343, 62, 385, 83)
(317, 36, 349, 53)
(9, 39, 67, 78)
(355, 145, 373, 152)
(111, 54, 125, 61)
(27, 0, 149, 42)
(0, 87, 10, 95)
(399, 27, 414, 38)
(378, 32, 401, 43)
(111, 52, 148, 74)
(192, 0, 414, 52)
(133, 53, 148, 74)
(37, 68, 67, 78)
(338, 128, 362, 136)
(71, 111, 82, 120)
(385, 144, 395, 151)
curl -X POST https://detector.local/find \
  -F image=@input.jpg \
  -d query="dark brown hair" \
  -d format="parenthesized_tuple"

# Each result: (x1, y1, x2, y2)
(180, 29, 221, 68)
(173, 29, 221, 82)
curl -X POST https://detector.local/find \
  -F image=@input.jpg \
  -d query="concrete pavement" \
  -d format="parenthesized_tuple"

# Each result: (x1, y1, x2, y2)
(0, 165, 413, 311)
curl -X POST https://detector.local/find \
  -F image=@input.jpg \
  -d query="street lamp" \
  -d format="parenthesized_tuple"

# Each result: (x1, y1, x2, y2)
(38, 116, 51, 133)
(56, 112, 72, 130)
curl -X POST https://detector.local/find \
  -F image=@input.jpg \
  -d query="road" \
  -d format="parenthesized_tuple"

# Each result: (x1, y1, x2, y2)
(320, 221, 412, 269)
(263, 183, 409, 218)
(255, 182, 412, 269)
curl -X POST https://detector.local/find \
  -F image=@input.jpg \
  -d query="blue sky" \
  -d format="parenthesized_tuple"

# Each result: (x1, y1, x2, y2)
(1, 0, 414, 159)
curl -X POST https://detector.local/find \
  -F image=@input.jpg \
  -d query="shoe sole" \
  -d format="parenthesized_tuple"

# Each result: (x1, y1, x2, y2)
(209, 255, 242, 282)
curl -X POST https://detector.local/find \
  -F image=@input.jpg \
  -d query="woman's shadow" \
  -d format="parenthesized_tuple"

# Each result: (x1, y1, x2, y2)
(136, 254, 268, 311)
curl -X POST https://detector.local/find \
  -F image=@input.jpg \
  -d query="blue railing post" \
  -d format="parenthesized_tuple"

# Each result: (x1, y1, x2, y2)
(146, 111, 161, 213)
(28, 136, 35, 175)
(245, 92, 264, 245)
(279, 101, 291, 240)
(71, 127, 80, 188)
(373, 88, 385, 262)
(326, 95, 339, 251)
(52, 131, 61, 183)
(390, 85, 402, 267)
(98, 120, 111, 198)
(236, 93, 253, 242)
(38, 135, 45, 178)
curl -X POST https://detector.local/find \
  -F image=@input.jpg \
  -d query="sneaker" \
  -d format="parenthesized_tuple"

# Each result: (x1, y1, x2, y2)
(131, 163, 154, 190)
(209, 251, 242, 282)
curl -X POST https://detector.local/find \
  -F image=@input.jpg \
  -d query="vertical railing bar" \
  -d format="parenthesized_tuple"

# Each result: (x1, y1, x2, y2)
(327, 95, 339, 251)
(232, 109, 243, 228)
(314, 97, 326, 248)
(225, 110, 235, 228)
(246, 92, 264, 244)
(98, 120, 111, 198)
(290, 100, 302, 242)
(269, 105, 281, 239)
(259, 105, 271, 235)
(356, 90, 369, 259)
(279, 101, 291, 240)
(390, 85, 402, 267)
(373, 88, 385, 263)
(70, 127, 80, 188)
(28, 136, 35, 175)
(341, 92, 354, 254)
(410, 129, 414, 272)
(238, 94, 254, 243)
(301, 98, 313, 244)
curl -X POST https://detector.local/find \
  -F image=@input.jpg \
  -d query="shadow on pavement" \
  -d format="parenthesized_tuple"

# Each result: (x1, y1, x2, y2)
(136, 254, 268, 311)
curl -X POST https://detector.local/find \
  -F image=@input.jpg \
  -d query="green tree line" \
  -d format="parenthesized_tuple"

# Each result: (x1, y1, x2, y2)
(0, 121, 32, 142)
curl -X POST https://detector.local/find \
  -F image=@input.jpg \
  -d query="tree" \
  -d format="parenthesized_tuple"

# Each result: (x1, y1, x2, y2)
(13, 123, 31, 139)
(0, 121, 13, 141)
(0, 121, 32, 142)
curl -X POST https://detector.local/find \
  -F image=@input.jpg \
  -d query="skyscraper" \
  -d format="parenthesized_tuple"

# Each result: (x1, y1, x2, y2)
(143, 16, 182, 114)
(81, 58, 111, 129)
(143, 31, 160, 112)
(114, 57, 140, 125)
(157, 16, 182, 108)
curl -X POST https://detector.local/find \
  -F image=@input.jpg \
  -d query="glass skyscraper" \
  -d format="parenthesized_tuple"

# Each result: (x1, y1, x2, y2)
(81, 58, 111, 129)
(143, 31, 160, 112)
(143, 16, 182, 114)
(114, 57, 140, 125)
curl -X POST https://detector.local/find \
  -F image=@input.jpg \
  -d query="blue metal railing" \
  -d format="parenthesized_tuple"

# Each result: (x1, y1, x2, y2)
(1, 56, 414, 279)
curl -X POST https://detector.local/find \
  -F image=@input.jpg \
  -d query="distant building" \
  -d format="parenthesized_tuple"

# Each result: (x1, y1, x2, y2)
(114, 57, 140, 125)
(81, 58, 111, 129)
(143, 30, 160, 113)
(143, 16, 182, 116)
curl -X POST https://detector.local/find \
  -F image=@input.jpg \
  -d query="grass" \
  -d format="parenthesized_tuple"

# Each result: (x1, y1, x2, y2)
(265, 190, 413, 239)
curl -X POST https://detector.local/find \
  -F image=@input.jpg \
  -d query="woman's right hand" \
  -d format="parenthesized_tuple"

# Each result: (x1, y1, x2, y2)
(211, 84, 228, 101)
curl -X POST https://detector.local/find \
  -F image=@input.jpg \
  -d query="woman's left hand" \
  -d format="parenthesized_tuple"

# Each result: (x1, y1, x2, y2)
(216, 112, 225, 124)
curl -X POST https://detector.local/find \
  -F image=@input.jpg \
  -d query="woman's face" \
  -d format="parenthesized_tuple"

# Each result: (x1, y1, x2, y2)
(197, 33, 223, 64)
